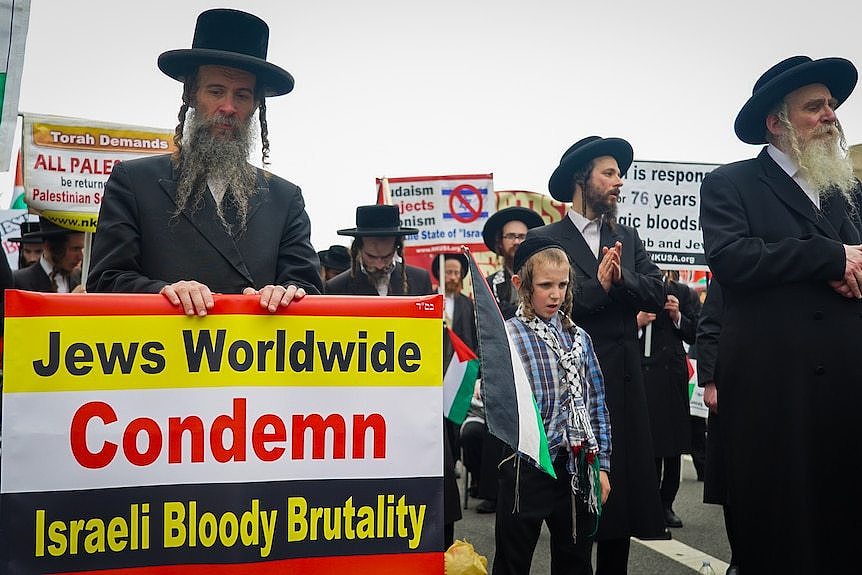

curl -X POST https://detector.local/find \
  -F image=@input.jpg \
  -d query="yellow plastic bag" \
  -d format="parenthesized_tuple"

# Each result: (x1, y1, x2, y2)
(444, 539, 488, 575)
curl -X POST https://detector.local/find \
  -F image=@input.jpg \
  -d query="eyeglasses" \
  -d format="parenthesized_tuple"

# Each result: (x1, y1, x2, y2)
(502, 233, 528, 241)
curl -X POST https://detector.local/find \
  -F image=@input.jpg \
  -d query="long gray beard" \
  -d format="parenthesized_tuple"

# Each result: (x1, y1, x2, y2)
(785, 124, 857, 199)
(174, 110, 258, 235)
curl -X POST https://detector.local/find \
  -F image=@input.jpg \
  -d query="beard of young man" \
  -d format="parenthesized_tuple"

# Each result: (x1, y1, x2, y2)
(584, 178, 619, 220)
(444, 275, 462, 296)
(782, 121, 857, 199)
(174, 110, 258, 235)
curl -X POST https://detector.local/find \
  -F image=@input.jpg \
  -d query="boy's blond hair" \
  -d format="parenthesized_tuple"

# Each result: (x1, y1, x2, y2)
(516, 247, 575, 328)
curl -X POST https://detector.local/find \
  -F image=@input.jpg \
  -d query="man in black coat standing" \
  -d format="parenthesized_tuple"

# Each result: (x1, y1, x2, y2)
(637, 271, 700, 530)
(88, 9, 322, 313)
(700, 55, 862, 573)
(529, 136, 667, 574)
(326, 205, 433, 297)
(482, 206, 546, 320)
(431, 252, 477, 351)
(13, 220, 84, 293)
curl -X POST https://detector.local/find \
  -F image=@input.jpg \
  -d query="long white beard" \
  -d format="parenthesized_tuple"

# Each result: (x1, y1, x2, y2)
(790, 125, 857, 198)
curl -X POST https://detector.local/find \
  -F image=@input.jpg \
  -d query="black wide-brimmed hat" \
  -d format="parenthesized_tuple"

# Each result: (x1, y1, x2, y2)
(7, 220, 42, 244)
(337, 205, 419, 237)
(431, 253, 469, 280)
(158, 8, 295, 97)
(513, 236, 566, 274)
(11, 219, 77, 241)
(735, 56, 857, 145)
(482, 206, 545, 252)
(319, 245, 351, 272)
(548, 136, 633, 202)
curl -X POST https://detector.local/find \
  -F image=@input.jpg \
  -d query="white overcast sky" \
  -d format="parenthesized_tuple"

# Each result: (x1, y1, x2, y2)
(9, 0, 862, 249)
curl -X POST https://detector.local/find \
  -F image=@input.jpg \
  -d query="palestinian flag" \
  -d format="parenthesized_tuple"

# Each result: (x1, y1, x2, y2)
(464, 248, 555, 477)
(442, 327, 480, 425)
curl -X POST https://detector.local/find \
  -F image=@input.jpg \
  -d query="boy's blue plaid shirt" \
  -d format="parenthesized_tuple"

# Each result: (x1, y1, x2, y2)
(506, 312, 612, 471)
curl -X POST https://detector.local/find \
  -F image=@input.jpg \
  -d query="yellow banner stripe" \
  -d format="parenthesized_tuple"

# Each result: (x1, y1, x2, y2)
(4, 315, 442, 392)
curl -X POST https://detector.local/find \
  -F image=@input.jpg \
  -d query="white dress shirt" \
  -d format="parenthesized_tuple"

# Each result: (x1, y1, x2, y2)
(767, 144, 820, 209)
(567, 209, 603, 258)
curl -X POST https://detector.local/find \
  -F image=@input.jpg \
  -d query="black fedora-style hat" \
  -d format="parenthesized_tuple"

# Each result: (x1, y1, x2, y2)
(482, 206, 545, 252)
(7, 220, 42, 244)
(337, 205, 419, 237)
(158, 8, 294, 97)
(548, 136, 634, 202)
(431, 252, 469, 280)
(735, 56, 857, 145)
(13, 219, 78, 241)
(319, 245, 351, 272)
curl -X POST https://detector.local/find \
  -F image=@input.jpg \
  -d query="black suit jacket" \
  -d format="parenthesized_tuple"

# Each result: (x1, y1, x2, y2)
(325, 263, 434, 296)
(640, 279, 700, 456)
(87, 154, 322, 295)
(13, 263, 82, 293)
(700, 147, 862, 570)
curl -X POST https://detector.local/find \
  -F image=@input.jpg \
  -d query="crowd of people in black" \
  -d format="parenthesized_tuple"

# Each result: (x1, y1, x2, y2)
(3, 7, 862, 575)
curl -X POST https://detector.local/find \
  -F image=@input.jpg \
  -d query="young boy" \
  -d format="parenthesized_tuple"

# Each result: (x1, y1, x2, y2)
(493, 236, 612, 575)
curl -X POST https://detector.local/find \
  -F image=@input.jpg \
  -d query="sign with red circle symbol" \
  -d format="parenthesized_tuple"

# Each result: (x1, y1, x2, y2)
(448, 184, 483, 223)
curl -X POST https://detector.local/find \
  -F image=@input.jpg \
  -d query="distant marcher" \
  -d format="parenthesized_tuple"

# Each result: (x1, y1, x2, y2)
(482, 206, 546, 320)
(637, 270, 701, 529)
(699, 55, 862, 572)
(7, 220, 43, 269)
(326, 205, 433, 296)
(88, 8, 322, 313)
(13, 220, 84, 293)
(318, 244, 350, 284)
(432, 252, 477, 351)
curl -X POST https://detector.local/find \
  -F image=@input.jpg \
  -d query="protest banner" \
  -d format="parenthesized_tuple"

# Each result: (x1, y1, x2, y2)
(1, 291, 444, 574)
(21, 113, 176, 232)
(620, 160, 719, 271)
(379, 174, 494, 269)
(0, 0, 29, 172)
(0, 207, 32, 269)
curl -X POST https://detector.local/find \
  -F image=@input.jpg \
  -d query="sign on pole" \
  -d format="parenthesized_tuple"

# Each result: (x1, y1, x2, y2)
(379, 174, 494, 269)
(620, 160, 719, 271)
(21, 114, 175, 232)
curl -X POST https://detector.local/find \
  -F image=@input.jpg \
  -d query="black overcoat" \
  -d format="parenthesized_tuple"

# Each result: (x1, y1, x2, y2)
(529, 217, 667, 540)
(640, 280, 700, 457)
(700, 148, 862, 572)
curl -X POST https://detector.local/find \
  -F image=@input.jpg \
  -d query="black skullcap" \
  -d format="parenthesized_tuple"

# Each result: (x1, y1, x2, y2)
(513, 236, 566, 274)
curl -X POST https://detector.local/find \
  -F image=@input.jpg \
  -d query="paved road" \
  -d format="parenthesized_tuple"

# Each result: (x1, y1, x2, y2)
(454, 456, 731, 574)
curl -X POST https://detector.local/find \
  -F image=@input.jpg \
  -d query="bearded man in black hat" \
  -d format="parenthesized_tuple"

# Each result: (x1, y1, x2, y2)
(482, 206, 545, 320)
(325, 205, 434, 296)
(700, 55, 862, 573)
(13, 220, 84, 293)
(8, 220, 43, 269)
(528, 137, 667, 573)
(88, 9, 322, 315)
(432, 252, 477, 351)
